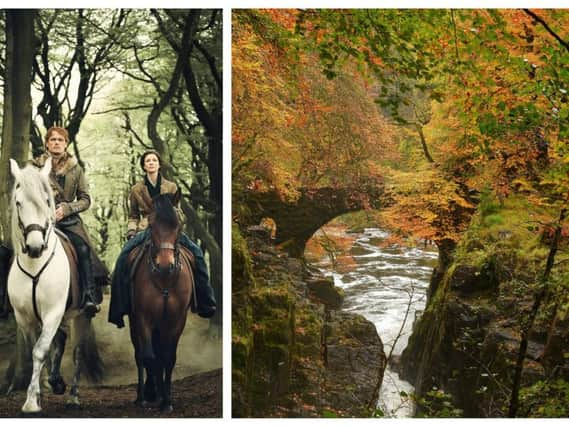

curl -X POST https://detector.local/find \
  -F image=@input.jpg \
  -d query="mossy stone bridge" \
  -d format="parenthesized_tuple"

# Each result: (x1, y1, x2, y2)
(243, 180, 391, 257)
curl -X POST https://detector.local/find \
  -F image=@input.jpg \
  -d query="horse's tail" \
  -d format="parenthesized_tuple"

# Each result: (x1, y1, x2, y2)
(73, 315, 104, 383)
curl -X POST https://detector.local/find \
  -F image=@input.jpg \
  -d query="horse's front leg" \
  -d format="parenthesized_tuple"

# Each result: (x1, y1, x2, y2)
(133, 349, 147, 406)
(22, 317, 61, 414)
(130, 316, 154, 407)
(159, 341, 177, 413)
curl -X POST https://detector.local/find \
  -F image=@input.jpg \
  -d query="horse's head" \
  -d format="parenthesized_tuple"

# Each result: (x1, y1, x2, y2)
(10, 159, 55, 258)
(149, 192, 181, 277)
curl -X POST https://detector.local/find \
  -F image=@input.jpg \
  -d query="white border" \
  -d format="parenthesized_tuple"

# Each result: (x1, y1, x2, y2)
(222, 5, 232, 421)
(3, 2, 569, 424)
(6, 1, 569, 8)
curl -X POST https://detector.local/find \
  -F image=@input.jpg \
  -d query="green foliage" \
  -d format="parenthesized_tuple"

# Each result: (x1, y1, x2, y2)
(321, 409, 339, 418)
(11, 9, 222, 269)
(483, 214, 505, 227)
(478, 188, 501, 217)
(415, 388, 463, 418)
(371, 408, 385, 417)
(478, 112, 505, 137)
(519, 379, 569, 417)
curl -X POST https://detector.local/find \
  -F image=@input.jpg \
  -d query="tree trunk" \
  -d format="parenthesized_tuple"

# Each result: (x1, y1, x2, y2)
(0, 9, 36, 393)
(0, 10, 36, 242)
(178, 12, 223, 327)
(508, 207, 566, 417)
(416, 124, 434, 163)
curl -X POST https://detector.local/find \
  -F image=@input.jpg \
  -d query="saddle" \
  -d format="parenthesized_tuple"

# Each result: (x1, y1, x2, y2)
(55, 229, 81, 311)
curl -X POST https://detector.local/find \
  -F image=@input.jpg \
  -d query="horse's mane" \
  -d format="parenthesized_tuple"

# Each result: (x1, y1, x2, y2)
(11, 164, 55, 244)
(152, 194, 179, 229)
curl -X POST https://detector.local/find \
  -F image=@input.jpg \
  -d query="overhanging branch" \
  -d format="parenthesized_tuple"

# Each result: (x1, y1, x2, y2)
(523, 9, 569, 53)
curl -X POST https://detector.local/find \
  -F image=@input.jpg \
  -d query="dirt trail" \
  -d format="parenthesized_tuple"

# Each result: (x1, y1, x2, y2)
(0, 369, 221, 417)
(0, 298, 222, 417)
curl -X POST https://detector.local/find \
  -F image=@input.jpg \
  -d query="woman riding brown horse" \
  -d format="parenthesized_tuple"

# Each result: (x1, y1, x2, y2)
(128, 193, 194, 412)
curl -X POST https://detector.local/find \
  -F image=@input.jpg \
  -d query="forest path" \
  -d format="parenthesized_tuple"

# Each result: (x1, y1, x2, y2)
(0, 368, 221, 417)
(0, 297, 222, 417)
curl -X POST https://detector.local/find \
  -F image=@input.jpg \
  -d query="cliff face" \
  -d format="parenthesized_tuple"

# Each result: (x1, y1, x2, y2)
(232, 224, 386, 417)
(400, 196, 569, 417)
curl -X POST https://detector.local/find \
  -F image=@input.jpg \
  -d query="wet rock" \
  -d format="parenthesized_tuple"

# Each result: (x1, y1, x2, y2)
(305, 277, 345, 309)
(449, 263, 498, 294)
(252, 251, 275, 265)
(484, 328, 544, 361)
(233, 224, 385, 417)
(247, 225, 274, 243)
(323, 312, 386, 416)
(286, 258, 304, 276)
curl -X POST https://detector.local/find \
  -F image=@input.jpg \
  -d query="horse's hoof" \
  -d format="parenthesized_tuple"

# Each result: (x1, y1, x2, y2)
(21, 399, 42, 415)
(48, 377, 66, 395)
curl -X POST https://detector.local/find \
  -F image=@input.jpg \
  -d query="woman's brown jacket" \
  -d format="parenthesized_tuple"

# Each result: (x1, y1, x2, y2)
(127, 177, 178, 233)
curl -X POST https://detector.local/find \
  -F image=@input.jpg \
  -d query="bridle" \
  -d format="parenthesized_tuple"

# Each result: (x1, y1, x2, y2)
(16, 207, 53, 256)
(15, 210, 56, 323)
(147, 237, 182, 321)
(148, 241, 181, 276)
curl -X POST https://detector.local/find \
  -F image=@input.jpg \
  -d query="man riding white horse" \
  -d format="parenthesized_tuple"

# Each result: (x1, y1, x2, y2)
(8, 155, 104, 413)
(31, 127, 109, 317)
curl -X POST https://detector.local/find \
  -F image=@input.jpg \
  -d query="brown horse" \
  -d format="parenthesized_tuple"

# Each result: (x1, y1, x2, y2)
(127, 193, 194, 412)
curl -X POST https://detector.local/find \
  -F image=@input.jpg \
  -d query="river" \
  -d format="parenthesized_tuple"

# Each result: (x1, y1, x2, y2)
(311, 228, 437, 417)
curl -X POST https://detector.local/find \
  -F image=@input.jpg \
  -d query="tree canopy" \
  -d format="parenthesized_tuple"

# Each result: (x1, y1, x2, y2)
(0, 8, 222, 323)
(233, 9, 569, 245)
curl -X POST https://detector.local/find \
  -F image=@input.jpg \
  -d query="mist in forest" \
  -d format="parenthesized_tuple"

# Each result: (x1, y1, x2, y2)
(60, 299, 221, 386)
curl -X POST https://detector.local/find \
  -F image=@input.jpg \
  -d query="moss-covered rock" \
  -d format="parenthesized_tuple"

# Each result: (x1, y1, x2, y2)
(232, 223, 255, 292)
(449, 262, 499, 295)
(231, 224, 256, 417)
(400, 194, 569, 417)
(323, 312, 386, 417)
(305, 277, 345, 309)
(232, 224, 386, 417)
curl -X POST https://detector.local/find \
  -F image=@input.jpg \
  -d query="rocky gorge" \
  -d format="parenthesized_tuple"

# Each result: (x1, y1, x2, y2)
(233, 195, 569, 418)
(232, 224, 386, 417)
(400, 195, 569, 417)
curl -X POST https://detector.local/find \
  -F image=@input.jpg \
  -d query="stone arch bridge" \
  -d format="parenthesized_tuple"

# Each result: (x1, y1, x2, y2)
(243, 181, 392, 258)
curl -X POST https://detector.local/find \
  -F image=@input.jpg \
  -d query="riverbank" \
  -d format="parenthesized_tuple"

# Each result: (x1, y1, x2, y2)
(306, 226, 437, 417)
(400, 195, 569, 417)
(232, 224, 386, 417)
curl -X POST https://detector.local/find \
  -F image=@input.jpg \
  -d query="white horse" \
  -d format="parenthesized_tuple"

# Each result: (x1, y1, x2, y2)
(7, 158, 103, 414)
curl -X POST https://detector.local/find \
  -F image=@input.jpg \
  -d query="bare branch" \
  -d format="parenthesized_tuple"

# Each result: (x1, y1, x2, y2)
(93, 104, 153, 115)
(194, 40, 222, 90)
(121, 112, 152, 149)
(523, 9, 569, 53)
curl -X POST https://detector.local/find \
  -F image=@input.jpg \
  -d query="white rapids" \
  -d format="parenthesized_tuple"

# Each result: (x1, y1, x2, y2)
(312, 228, 438, 417)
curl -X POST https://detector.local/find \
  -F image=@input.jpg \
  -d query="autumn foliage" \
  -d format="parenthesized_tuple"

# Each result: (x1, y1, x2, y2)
(232, 10, 396, 204)
(233, 8, 569, 246)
